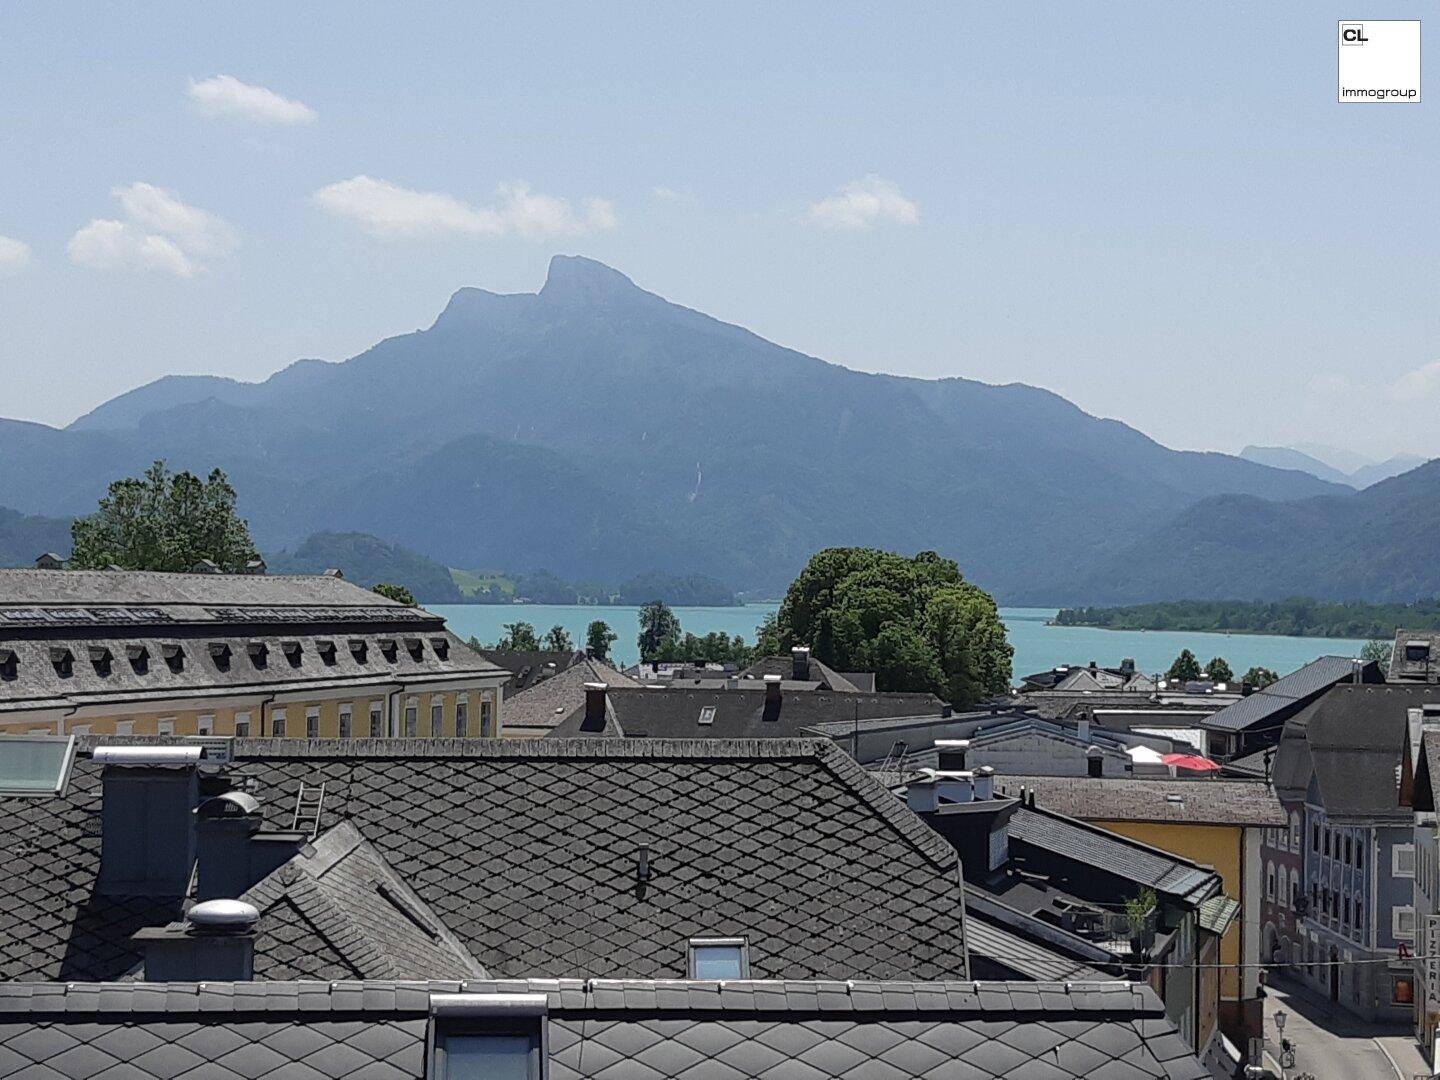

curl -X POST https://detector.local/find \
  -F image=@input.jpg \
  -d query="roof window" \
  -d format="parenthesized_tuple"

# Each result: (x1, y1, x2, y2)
(429, 993, 547, 1080)
(698, 706, 716, 726)
(1406, 641, 1432, 662)
(0, 735, 76, 798)
(687, 937, 750, 979)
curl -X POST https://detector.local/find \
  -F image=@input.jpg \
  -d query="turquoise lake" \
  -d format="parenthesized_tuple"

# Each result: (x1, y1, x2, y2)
(430, 603, 1372, 679)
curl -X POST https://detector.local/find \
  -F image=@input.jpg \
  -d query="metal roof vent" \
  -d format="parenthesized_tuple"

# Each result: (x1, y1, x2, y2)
(187, 899, 260, 932)
(198, 791, 260, 818)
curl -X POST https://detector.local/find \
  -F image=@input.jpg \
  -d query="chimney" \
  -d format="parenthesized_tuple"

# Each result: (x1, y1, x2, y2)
(763, 673, 782, 718)
(974, 765, 996, 800)
(791, 646, 811, 682)
(195, 791, 304, 902)
(582, 682, 608, 731)
(96, 746, 203, 897)
(906, 774, 938, 813)
(1077, 717, 1091, 742)
(935, 770, 974, 804)
(1086, 746, 1105, 778)
(935, 739, 970, 771)
(134, 899, 258, 981)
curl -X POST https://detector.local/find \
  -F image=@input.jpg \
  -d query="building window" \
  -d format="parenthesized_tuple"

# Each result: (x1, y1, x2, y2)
(72, 724, 91, 736)
(1267, 865, 1275, 902)
(272, 708, 287, 737)
(405, 698, 418, 737)
(1356, 842, 1363, 871)
(432, 1028, 542, 1080)
(1343, 896, 1351, 925)
(1395, 906, 1417, 940)
(1290, 812, 1301, 853)
(687, 937, 750, 979)
(1355, 897, 1363, 929)
(370, 702, 384, 738)
(235, 712, 252, 738)
(306, 707, 320, 739)
(157, 718, 175, 736)
(1395, 977, 1416, 1005)
(431, 699, 444, 737)
(456, 695, 468, 737)
(197, 714, 215, 735)
(339, 704, 352, 739)
(1313, 822, 1320, 852)
(115, 720, 134, 735)
(1344, 835, 1353, 865)
(481, 697, 494, 738)
(1324, 829, 1331, 858)
(1395, 844, 1417, 878)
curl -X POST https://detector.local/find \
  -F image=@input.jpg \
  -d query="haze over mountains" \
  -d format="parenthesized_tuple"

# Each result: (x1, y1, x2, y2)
(1, 255, 1432, 604)
(1239, 444, 1427, 489)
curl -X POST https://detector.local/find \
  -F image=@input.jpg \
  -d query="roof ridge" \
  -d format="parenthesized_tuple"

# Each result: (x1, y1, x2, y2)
(227, 736, 841, 760)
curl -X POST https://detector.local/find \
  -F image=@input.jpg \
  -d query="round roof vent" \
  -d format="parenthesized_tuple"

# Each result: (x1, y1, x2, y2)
(187, 899, 259, 931)
(198, 791, 261, 818)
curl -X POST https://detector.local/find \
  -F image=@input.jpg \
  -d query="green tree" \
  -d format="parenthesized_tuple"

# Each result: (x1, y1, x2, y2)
(637, 600, 683, 662)
(586, 620, 618, 663)
(768, 547, 1012, 706)
(1242, 665, 1280, 689)
(1361, 638, 1392, 676)
(543, 624, 574, 652)
(1203, 656, 1234, 682)
(496, 621, 540, 651)
(1166, 649, 1202, 682)
(372, 583, 417, 606)
(69, 460, 258, 572)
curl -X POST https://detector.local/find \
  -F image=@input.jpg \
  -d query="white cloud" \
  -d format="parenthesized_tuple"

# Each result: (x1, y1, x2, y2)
(0, 235, 33, 273)
(68, 183, 237, 278)
(1389, 360, 1440, 401)
(805, 174, 920, 231)
(312, 175, 619, 242)
(187, 75, 317, 125)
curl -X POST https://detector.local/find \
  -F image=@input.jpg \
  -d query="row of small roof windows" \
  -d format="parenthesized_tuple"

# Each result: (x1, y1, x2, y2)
(0, 635, 454, 680)
(0, 604, 431, 625)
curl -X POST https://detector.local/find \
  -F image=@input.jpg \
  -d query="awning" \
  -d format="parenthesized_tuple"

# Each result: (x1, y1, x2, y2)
(1198, 895, 1240, 936)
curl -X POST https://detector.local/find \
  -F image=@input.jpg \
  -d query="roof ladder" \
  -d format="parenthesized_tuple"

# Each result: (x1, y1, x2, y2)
(291, 781, 326, 838)
(879, 740, 909, 776)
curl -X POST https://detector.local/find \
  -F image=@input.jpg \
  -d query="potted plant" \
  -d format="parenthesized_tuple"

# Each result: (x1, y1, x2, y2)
(1125, 888, 1157, 959)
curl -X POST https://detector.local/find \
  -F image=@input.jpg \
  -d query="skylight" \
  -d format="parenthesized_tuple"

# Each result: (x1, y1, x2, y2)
(0, 736, 77, 798)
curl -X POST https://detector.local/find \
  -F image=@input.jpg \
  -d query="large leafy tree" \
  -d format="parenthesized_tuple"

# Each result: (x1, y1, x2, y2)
(1242, 665, 1279, 689)
(586, 620, 618, 662)
(372, 583, 417, 606)
(769, 548, 1012, 706)
(544, 624, 574, 652)
(495, 621, 541, 651)
(1203, 656, 1234, 682)
(69, 461, 258, 572)
(1166, 649, 1202, 682)
(637, 600, 683, 661)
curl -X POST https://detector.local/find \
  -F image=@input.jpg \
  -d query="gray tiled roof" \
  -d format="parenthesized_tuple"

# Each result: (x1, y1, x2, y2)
(741, 654, 864, 691)
(474, 648, 589, 692)
(0, 979, 1209, 1080)
(0, 737, 969, 984)
(550, 684, 948, 739)
(1200, 656, 1375, 733)
(964, 918, 1113, 982)
(500, 656, 637, 732)
(0, 628, 502, 713)
(996, 775, 1286, 827)
(0, 568, 404, 611)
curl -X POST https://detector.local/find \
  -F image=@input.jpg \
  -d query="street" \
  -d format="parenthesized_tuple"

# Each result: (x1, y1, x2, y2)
(1262, 977, 1426, 1080)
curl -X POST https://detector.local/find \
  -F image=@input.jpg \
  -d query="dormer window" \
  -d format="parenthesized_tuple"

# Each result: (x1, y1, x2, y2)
(248, 641, 268, 667)
(160, 643, 183, 672)
(281, 641, 302, 666)
(126, 644, 149, 673)
(430, 636, 450, 660)
(348, 638, 368, 662)
(404, 637, 424, 660)
(317, 640, 338, 665)
(1406, 641, 1431, 663)
(687, 937, 750, 979)
(379, 638, 398, 662)
(208, 642, 231, 670)
(429, 993, 547, 1080)
(0, 649, 15, 680)
(87, 645, 112, 675)
(49, 647, 73, 678)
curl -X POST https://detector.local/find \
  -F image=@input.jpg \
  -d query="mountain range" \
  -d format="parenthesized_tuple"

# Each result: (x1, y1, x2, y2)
(1239, 445, 1427, 489)
(0, 255, 1431, 604)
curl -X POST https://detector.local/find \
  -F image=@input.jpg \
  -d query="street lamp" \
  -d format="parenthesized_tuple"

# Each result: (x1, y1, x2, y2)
(1274, 1010, 1286, 1037)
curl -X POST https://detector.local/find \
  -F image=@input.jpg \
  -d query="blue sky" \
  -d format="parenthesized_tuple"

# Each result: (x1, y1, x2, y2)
(2, 2, 1436, 459)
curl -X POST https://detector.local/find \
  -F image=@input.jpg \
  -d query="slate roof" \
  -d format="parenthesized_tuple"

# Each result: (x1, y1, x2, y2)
(964, 918, 1113, 982)
(549, 684, 949, 739)
(741, 654, 865, 692)
(0, 737, 970, 983)
(500, 656, 637, 733)
(474, 648, 589, 693)
(1283, 684, 1440, 820)
(995, 775, 1286, 827)
(0, 978, 1209, 1080)
(1200, 656, 1377, 733)
(1412, 727, 1440, 813)
(0, 628, 503, 714)
(230, 821, 485, 981)
(1389, 630, 1440, 683)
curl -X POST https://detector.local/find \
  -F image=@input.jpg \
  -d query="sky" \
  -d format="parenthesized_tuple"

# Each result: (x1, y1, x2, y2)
(1, 2, 1437, 461)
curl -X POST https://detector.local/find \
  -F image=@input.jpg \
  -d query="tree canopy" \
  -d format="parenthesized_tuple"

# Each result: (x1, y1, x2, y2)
(1166, 649, 1202, 682)
(69, 461, 258, 572)
(1203, 656, 1234, 682)
(1242, 665, 1279, 689)
(494, 621, 541, 651)
(1361, 638, 1392, 676)
(372, 583, 417, 606)
(586, 620, 617, 662)
(637, 601, 683, 662)
(544, 625, 574, 652)
(767, 548, 1012, 706)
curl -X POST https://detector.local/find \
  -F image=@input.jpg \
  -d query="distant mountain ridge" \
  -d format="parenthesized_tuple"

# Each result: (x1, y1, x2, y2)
(0, 256, 1359, 601)
(0, 506, 72, 568)
(1240, 444, 1429, 489)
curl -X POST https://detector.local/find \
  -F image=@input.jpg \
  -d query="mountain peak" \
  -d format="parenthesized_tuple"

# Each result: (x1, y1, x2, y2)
(540, 255, 642, 305)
